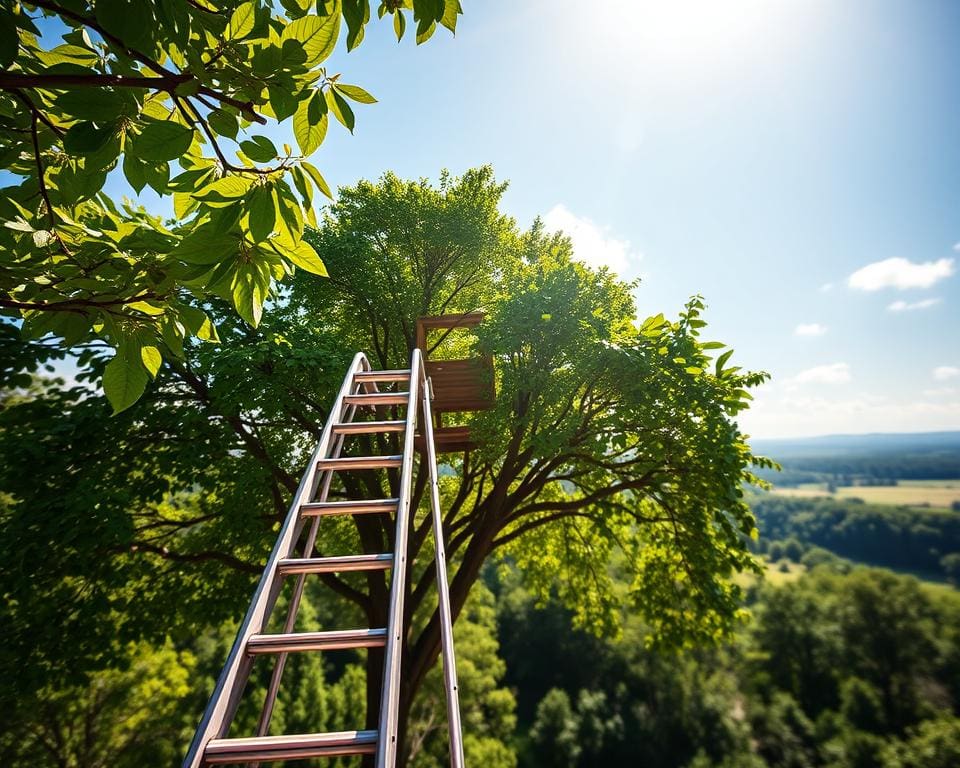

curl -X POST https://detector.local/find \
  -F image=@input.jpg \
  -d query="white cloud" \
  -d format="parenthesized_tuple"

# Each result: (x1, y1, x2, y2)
(847, 257, 955, 291)
(887, 298, 941, 312)
(792, 362, 851, 385)
(740, 388, 960, 439)
(923, 387, 957, 397)
(794, 322, 827, 337)
(542, 204, 639, 274)
(934, 366, 960, 381)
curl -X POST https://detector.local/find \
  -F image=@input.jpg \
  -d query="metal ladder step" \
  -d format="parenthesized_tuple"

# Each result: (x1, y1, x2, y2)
(343, 392, 409, 407)
(300, 498, 399, 517)
(354, 369, 411, 383)
(247, 628, 387, 654)
(277, 553, 393, 575)
(332, 419, 406, 435)
(204, 730, 378, 763)
(317, 455, 402, 471)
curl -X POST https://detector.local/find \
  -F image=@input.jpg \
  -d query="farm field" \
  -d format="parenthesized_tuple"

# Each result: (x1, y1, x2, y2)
(771, 480, 960, 508)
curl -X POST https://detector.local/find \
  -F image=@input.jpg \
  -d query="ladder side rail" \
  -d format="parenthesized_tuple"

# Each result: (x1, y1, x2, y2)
(419, 362, 466, 768)
(375, 350, 422, 768)
(182, 352, 372, 768)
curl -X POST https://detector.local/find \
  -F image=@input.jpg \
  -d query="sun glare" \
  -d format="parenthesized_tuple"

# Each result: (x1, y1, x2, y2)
(587, 0, 791, 74)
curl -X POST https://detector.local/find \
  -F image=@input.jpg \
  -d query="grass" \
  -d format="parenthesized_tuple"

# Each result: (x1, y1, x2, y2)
(735, 558, 806, 589)
(770, 479, 960, 508)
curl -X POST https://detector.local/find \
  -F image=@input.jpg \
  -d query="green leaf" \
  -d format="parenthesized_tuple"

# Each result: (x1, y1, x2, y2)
(293, 100, 328, 155)
(440, 0, 461, 32)
(335, 83, 377, 104)
(170, 227, 239, 264)
(174, 191, 198, 219)
(268, 85, 299, 122)
(208, 109, 239, 140)
(0, 10, 17, 69)
(132, 121, 194, 161)
(123, 153, 147, 194)
(342, 0, 369, 50)
(195, 175, 251, 202)
(326, 89, 355, 132)
(143, 160, 170, 195)
(231, 265, 268, 327)
(300, 161, 333, 199)
(240, 135, 278, 163)
(247, 186, 276, 242)
(140, 345, 163, 378)
(393, 9, 406, 41)
(283, 12, 340, 66)
(102, 354, 148, 414)
(179, 305, 220, 342)
(416, 17, 436, 44)
(55, 88, 137, 121)
(274, 237, 328, 276)
(63, 122, 117, 155)
(716, 349, 735, 375)
(226, 0, 256, 39)
(95, 0, 154, 53)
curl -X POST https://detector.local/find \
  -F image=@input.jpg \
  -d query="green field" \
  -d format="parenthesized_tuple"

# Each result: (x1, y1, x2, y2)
(771, 480, 960, 508)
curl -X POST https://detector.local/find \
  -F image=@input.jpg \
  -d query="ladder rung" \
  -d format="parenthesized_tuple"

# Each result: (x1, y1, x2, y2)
(332, 420, 406, 435)
(204, 730, 378, 763)
(247, 628, 387, 654)
(354, 369, 411, 383)
(278, 554, 394, 575)
(300, 498, 399, 517)
(317, 455, 402, 471)
(343, 392, 409, 406)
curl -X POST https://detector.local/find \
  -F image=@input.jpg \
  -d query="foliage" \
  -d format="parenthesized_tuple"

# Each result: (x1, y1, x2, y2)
(0, 0, 461, 411)
(0, 166, 767, 756)
(407, 582, 517, 768)
(749, 494, 960, 578)
(0, 639, 196, 768)
(496, 563, 960, 768)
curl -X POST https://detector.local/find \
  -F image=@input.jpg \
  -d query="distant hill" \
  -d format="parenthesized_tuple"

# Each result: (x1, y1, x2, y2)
(750, 431, 960, 482)
(752, 431, 960, 458)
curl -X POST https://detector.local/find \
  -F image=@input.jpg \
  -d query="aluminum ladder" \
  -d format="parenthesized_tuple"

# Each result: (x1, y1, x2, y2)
(183, 349, 464, 768)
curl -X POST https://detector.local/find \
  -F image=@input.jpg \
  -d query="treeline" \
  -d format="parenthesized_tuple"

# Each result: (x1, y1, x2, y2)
(749, 494, 960, 579)
(494, 564, 960, 768)
(753, 450, 960, 485)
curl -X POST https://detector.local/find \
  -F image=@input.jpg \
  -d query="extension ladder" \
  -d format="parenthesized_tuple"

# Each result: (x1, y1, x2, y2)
(183, 349, 464, 768)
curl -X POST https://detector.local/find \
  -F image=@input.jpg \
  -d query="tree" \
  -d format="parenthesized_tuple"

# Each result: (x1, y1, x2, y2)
(0, 640, 197, 768)
(883, 717, 960, 768)
(0, 0, 461, 412)
(0, 167, 770, 760)
(528, 689, 580, 768)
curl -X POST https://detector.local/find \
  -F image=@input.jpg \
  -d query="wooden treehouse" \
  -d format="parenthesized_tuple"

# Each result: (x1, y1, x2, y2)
(415, 312, 495, 453)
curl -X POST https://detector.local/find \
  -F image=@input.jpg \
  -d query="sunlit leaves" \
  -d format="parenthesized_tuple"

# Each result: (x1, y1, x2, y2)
(239, 135, 278, 163)
(132, 121, 194, 162)
(226, 1, 257, 40)
(1, 0, 463, 412)
(283, 12, 340, 65)
(103, 354, 149, 414)
(336, 83, 377, 104)
(293, 95, 329, 155)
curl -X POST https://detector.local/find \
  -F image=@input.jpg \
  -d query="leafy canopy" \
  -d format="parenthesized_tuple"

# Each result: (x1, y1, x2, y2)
(0, 0, 461, 412)
(0, 167, 771, 745)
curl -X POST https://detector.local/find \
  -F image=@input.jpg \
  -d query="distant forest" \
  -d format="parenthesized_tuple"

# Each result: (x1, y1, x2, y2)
(749, 495, 960, 580)
(752, 432, 960, 484)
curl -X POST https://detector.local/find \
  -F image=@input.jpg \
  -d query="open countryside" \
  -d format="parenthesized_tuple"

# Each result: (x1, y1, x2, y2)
(771, 481, 960, 507)
(3, 3, 960, 768)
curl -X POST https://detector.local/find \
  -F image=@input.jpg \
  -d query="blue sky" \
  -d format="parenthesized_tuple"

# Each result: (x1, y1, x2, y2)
(115, 2, 960, 436)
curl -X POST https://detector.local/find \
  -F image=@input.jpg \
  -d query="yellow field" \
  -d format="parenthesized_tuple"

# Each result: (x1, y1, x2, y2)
(735, 558, 806, 589)
(771, 480, 960, 508)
